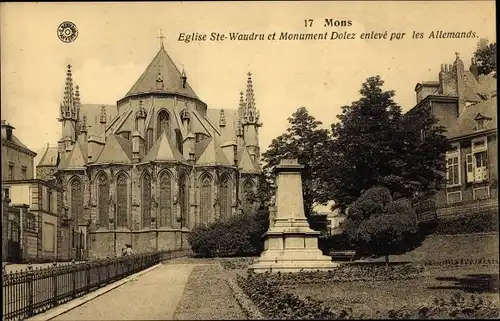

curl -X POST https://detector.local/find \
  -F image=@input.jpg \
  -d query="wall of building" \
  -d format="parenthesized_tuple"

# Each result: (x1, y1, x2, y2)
(1, 143, 35, 181)
(431, 101, 459, 130)
(41, 213, 58, 260)
(8, 184, 31, 206)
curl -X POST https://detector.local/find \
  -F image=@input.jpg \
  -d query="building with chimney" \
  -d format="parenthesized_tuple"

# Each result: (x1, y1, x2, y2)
(410, 53, 497, 211)
(2, 121, 70, 263)
(35, 41, 263, 258)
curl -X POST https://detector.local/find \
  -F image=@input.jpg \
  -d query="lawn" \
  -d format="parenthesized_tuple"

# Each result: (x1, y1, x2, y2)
(282, 264, 499, 316)
(173, 264, 247, 320)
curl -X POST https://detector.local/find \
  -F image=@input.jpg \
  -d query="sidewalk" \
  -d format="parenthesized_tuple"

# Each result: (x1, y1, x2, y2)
(51, 263, 198, 320)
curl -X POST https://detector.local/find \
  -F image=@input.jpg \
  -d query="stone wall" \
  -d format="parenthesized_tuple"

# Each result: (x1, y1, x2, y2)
(418, 197, 498, 221)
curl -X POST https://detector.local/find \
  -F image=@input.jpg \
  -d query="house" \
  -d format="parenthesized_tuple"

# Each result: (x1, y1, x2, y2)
(411, 53, 497, 210)
(2, 121, 75, 263)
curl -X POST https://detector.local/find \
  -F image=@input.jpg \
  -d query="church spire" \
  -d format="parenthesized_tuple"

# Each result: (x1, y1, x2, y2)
(62, 64, 75, 116)
(243, 72, 256, 124)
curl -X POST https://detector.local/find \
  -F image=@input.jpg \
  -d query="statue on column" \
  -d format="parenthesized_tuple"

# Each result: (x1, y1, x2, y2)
(109, 194, 116, 225)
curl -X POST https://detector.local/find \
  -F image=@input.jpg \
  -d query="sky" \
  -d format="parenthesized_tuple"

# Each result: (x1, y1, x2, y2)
(1, 1, 496, 157)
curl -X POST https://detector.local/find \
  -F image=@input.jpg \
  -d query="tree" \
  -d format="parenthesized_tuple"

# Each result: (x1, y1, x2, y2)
(321, 76, 448, 212)
(261, 107, 330, 218)
(343, 186, 423, 266)
(474, 38, 497, 78)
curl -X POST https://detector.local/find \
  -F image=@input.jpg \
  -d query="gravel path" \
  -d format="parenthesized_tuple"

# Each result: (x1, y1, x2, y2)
(53, 263, 197, 320)
(173, 264, 247, 320)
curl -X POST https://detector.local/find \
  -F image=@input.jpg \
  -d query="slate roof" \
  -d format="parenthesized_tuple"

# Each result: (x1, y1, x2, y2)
(80, 104, 117, 137)
(462, 72, 497, 102)
(206, 109, 238, 142)
(237, 147, 261, 173)
(37, 146, 59, 167)
(1, 121, 36, 156)
(446, 96, 497, 139)
(58, 141, 87, 169)
(142, 131, 184, 162)
(95, 134, 133, 164)
(125, 46, 199, 100)
(196, 136, 232, 166)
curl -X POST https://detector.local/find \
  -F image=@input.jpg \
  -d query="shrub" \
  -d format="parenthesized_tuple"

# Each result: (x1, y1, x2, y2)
(259, 263, 424, 285)
(345, 187, 425, 264)
(188, 208, 269, 258)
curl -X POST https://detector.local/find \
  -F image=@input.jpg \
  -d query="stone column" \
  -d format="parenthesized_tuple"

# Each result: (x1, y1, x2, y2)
(249, 159, 339, 273)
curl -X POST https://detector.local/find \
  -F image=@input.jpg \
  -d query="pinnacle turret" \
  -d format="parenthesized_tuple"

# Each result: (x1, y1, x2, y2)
(136, 100, 147, 119)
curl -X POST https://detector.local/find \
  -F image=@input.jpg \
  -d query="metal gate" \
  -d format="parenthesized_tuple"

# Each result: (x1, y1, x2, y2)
(7, 221, 22, 263)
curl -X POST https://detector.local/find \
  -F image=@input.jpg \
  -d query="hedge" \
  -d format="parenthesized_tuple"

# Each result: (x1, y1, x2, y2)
(431, 209, 499, 235)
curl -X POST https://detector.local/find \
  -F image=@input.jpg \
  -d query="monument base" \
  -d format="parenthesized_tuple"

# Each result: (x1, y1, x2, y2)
(249, 228, 340, 273)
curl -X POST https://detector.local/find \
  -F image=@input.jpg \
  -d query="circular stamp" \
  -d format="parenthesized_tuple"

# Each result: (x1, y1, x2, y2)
(57, 21, 78, 43)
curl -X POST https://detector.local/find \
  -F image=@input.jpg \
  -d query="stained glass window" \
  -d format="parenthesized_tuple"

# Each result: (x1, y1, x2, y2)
(200, 175, 212, 226)
(178, 173, 188, 228)
(147, 128, 153, 151)
(141, 172, 152, 229)
(242, 180, 255, 214)
(159, 172, 172, 227)
(116, 174, 128, 228)
(97, 173, 109, 228)
(157, 110, 170, 140)
(71, 178, 84, 225)
(220, 175, 231, 220)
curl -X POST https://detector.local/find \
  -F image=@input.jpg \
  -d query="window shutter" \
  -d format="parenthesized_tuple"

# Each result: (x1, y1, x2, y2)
(466, 154, 474, 183)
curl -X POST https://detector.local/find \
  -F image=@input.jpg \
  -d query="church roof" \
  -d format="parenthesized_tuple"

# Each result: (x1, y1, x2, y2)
(124, 45, 199, 100)
(196, 136, 232, 166)
(237, 147, 261, 173)
(142, 131, 184, 162)
(58, 141, 87, 170)
(95, 134, 133, 164)
(81, 104, 117, 137)
(36, 145, 59, 167)
(206, 109, 238, 142)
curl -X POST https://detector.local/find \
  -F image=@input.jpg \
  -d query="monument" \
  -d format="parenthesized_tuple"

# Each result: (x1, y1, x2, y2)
(249, 159, 339, 273)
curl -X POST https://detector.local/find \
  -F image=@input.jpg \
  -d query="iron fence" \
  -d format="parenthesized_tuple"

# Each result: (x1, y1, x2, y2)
(2, 249, 192, 321)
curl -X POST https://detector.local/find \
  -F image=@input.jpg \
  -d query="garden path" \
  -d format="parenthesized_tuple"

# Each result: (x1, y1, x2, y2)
(53, 263, 198, 320)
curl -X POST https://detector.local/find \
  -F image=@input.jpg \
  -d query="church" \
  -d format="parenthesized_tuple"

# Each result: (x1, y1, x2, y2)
(36, 40, 263, 259)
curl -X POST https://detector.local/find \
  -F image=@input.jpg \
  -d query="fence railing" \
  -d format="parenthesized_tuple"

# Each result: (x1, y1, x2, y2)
(2, 249, 192, 321)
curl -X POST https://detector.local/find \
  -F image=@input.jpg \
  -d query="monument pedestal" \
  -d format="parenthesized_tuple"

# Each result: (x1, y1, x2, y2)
(249, 159, 339, 273)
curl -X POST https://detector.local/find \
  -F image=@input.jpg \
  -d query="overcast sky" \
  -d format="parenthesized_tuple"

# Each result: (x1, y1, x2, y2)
(1, 1, 496, 156)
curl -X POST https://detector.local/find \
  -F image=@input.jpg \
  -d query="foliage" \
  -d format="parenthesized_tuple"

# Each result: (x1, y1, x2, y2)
(474, 38, 497, 78)
(188, 209, 269, 258)
(261, 107, 330, 217)
(378, 293, 500, 319)
(343, 186, 425, 261)
(238, 273, 500, 319)
(318, 233, 354, 254)
(322, 76, 448, 211)
(253, 264, 424, 285)
(237, 272, 344, 320)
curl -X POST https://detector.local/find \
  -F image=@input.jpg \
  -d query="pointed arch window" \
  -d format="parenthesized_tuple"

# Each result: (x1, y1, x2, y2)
(146, 128, 153, 151)
(200, 175, 212, 226)
(141, 172, 152, 229)
(116, 174, 128, 228)
(157, 110, 170, 140)
(242, 180, 256, 214)
(70, 178, 84, 225)
(159, 172, 172, 227)
(97, 173, 110, 228)
(220, 175, 231, 220)
(178, 172, 188, 228)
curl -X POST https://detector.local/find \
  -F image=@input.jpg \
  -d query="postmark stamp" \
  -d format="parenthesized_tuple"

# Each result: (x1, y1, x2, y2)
(57, 21, 78, 43)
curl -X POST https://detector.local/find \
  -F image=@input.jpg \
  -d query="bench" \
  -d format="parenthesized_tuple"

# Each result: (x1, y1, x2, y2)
(329, 250, 356, 261)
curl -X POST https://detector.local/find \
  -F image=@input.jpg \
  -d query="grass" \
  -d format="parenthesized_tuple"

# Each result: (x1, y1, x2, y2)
(364, 233, 499, 263)
(173, 264, 247, 320)
(282, 264, 499, 316)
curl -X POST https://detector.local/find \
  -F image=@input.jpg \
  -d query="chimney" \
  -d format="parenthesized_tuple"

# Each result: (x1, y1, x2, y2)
(470, 57, 479, 79)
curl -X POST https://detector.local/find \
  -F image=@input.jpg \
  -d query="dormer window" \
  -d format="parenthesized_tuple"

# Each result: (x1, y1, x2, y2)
(156, 71, 164, 91)
(474, 113, 492, 131)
